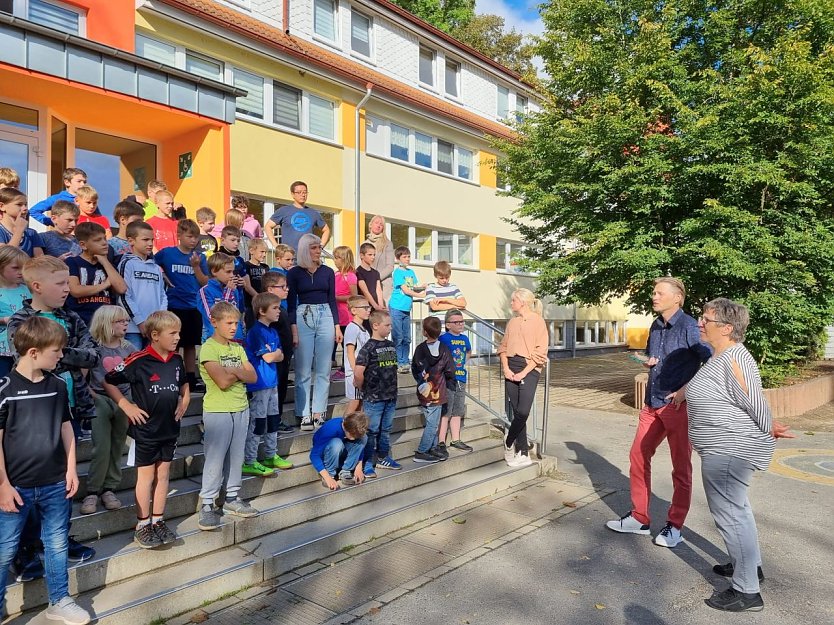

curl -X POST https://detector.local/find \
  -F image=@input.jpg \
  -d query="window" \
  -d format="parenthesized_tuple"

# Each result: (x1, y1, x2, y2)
(232, 68, 264, 119)
(437, 140, 454, 175)
(391, 222, 409, 250)
(28, 0, 83, 35)
(136, 34, 176, 66)
(444, 59, 460, 98)
(186, 52, 223, 81)
(419, 47, 435, 87)
(350, 10, 372, 57)
(364, 219, 475, 267)
(414, 227, 433, 262)
(314, 0, 337, 41)
(273, 82, 302, 130)
(516, 94, 528, 121)
(457, 148, 473, 180)
(496, 241, 528, 273)
(437, 231, 453, 262)
(457, 233, 473, 265)
(415, 132, 432, 168)
(308, 95, 335, 140)
(497, 86, 509, 119)
(390, 124, 409, 162)
(365, 115, 386, 155)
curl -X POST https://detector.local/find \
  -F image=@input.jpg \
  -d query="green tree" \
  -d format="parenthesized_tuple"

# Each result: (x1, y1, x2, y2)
(391, 0, 476, 33)
(451, 14, 537, 76)
(499, 0, 834, 384)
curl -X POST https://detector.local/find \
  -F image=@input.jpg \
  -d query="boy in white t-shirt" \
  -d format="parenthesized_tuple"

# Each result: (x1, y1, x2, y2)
(343, 295, 371, 413)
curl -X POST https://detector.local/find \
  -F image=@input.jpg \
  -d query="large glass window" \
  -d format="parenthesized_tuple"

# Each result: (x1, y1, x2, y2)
(0, 102, 38, 132)
(232, 68, 264, 119)
(351, 10, 372, 57)
(0, 138, 30, 195)
(419, 47, 435, 87)
(273, 81, 302, 130)
(445, 59, 460, 97)
(390, 124, 409, 162)
(314, 0, 337, 41)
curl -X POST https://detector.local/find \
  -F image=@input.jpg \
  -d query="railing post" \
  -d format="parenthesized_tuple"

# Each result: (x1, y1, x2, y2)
(540, 357, 551, 456)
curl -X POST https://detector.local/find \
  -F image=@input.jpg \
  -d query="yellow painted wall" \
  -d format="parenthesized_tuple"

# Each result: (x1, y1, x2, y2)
(160, 126, 227, 215)
(342, 103, 356, 149)
(230, 121, 344, 210)
(480, 234, 497, 270)
(480, 153, 497, 189)
(628, 328, 649, 349)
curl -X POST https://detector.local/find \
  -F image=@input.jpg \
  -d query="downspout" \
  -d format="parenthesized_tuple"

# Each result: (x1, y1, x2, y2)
(355, 83, 374, 253)
(283, 0, 290, 34)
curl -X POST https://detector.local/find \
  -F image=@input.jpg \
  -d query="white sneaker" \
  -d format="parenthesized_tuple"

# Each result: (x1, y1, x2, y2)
(508, 452, 533, 467)
(504, 445, 516, 464)
(654, 522, 684, 548)
(605, 514, 651, 535)
(44, 597, 91, 625)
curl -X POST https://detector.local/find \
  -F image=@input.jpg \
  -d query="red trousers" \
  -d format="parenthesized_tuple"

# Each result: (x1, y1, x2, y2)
(629, 401, 692, 528)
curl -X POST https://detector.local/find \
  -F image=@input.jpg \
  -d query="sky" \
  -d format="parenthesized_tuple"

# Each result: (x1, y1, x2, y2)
(475, 0, 545, 38)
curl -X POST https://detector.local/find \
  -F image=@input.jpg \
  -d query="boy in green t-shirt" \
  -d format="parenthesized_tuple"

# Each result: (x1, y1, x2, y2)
(197, 302, 259, 531)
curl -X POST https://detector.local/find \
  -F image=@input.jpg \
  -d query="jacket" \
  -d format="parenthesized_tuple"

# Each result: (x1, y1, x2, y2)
(411, 340, 455, 407)
(7, 301, 100, 419)
(197, 279, 244, 341)
(117, 253, 168, 334)
(29, 190, 75, 227)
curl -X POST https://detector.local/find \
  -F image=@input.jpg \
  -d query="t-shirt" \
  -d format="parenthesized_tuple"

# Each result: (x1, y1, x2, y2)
(109, 235, 131, 256)
(424, 282, 464, 319)
(439, 332, 471, 383)
(355, 337, 397, 402)
(91, 341, 135, 396)
(0, 224, 43, 257)
(355, 265, 382, 307)
(335, 271, 358, 325)
(198, 234, 218, 256)
(155, 247, 200, 310)
(147, 215, 179, 250)
(0, 285, 30, 356)
(40, 232, 81, 258)
(199, 338, 249, 412)
(105, 347, 186, 443)
(343, 321, 370, 380)
(0, 370, 71, 487)
(244, 261, 270, 309)
(389, 267, 418, 312)
(245, 321, 281, 392)
(267, 205, 325, 252)
(65, 255, 114, 327)
(78, 214, 111, 230)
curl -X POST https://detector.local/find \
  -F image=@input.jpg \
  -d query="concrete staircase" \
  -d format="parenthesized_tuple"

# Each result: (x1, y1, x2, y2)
(7, 375, 542, 625)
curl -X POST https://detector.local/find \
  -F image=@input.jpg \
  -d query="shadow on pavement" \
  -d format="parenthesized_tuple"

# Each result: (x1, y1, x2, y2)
(624, 603, 670, 625)
(563, 440, 728, 589)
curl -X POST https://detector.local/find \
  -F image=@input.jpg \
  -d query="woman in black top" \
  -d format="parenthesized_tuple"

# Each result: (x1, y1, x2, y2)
(287, 234, 341, 430)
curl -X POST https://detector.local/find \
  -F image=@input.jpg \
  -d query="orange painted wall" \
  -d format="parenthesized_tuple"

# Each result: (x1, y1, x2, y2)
(63, 0, 135, 51)
(160, 126, 227, 218)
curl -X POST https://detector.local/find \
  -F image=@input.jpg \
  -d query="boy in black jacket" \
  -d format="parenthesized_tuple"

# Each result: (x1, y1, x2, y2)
(411, 316, 455, 463)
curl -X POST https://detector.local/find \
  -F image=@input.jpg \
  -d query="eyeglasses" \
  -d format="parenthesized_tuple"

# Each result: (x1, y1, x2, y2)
(292, 190, 308, 195)
(353, 305, 372, 310)
(699, 316, 725, 325)
(268, 285, 289, 290)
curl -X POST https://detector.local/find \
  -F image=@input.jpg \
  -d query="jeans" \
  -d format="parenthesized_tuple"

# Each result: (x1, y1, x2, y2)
(701, 453, 762, 594)
(629, 401, 692, 528)
(322, 435, 367, 476)
(417, 404, 442, 453)
(0, 481, 70, 612)
(88, 394, 128, 494)
(295, 304, 336, 417)
(363, 399, 397, 465)
(390, 308, 411, 367)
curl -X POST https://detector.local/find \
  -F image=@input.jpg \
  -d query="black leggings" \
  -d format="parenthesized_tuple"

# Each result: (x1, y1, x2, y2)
(505, 356, 540, 454)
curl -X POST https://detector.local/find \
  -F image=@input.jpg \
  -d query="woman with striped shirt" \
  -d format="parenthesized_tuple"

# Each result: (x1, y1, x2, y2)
(685, 298, 793, 613)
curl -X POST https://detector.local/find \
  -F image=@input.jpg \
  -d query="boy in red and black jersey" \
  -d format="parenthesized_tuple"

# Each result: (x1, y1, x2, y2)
(104, 311, 188, 550)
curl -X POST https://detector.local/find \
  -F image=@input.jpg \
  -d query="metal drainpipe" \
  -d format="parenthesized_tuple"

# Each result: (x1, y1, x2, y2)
(283, 0, 290, 34)
(354, 83, 374, 253)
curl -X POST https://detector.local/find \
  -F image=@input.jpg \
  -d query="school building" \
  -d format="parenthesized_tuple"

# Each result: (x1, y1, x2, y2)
(0, 0, 649, 349)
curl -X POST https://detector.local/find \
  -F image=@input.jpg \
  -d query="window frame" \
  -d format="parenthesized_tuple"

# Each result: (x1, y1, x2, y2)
(372, 219, 477, 269)
(497, 85, 510, 119)
(20, 0, 86, 36)
(313, 0, 339, 44)
(496, 240, 536, 275)
(444, 58, 461, 99)
(230, 66, 265, 120)
(418, 45, 436, 89)
(185, 49, 225, 81)
(349, 7, 373, 60)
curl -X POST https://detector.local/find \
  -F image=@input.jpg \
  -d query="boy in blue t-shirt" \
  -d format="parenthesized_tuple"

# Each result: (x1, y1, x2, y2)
(438, 309, 473, 453)
(243, 292, 292, 476)
(388, 246, 425, 372)
(155, 219, 208, 391)
(309, 412, 369, 490)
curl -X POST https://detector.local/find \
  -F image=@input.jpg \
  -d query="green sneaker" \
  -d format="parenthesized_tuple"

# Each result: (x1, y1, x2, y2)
(262, 454, 293, 470)
(242, 461, 275, 477)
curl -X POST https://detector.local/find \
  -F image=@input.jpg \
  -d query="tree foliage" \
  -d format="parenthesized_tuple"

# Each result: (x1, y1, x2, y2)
(498, 0, 834, 384)
(391, 0, 476, 33)
(451, 14, 537, 76)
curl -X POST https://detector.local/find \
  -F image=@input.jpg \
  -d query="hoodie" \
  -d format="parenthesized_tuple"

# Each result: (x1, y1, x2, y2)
(411, 340, 455, 407)
(117, 253, 167, 334)
(29, 190, 75, 227)
(197, 278, 244, 342)
(7, 301, 100, 419)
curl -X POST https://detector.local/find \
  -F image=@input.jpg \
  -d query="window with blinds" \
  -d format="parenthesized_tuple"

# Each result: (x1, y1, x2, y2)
(308, 95, 335, 140)
(314, 0, 337, 41)
(186, 52, 223, 81)
(351, 10, 372, 57)
(273, 82, 301, 130)
(28, 0, 82, 35)
(135, 34, 176, 66)
(232, 68, 264, 119)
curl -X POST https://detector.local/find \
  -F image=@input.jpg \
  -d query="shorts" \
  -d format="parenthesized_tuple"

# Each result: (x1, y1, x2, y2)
(344, 374, 361, 401)
(170, 308, 202, 347)
(132, 437, 177, 467)
(445, 381, 467, 417)
(249, 387, 279, 419)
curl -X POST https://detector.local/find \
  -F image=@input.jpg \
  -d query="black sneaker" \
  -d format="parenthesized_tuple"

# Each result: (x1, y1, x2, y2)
(713, 562, 765, 583)
(450, 440, 473, 452)
(277, 422, 295, 433)
(152, 520, 177, 545)
(134, 524, 163, 549)
(430, 445, 449, 461)
(67, 537, 95, 562)
(705, 588, 764, 612)
(413, 451, 440, 463)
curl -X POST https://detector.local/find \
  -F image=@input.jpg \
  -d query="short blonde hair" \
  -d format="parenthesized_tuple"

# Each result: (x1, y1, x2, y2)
(144, 310, 181, 338)
(89, 305, 132, 347)
(248, 238, 267, 253)
(224, 209, 243, 229)
(210, 301, 240, 321)
(654, 276, 686, 305)
(275, 244, 294, 258)
(22, 256, 68, 288)
(155, 189, 174, 201)
(0, 246, 29, 274)
(75, 185, 98, 201)
(0, 167, 20, 188)
(433, 260, 452, 279)
(207, 252, 234, 274)
(196, 206, 216, 222)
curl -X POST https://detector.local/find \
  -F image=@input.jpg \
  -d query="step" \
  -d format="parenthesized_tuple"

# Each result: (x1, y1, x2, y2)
(12, 453, 539, 624)
(5, 426, 498, 617)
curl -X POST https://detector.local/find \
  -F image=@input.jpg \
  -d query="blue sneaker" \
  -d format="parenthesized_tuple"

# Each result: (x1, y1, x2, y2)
(363, 462, 377, 479)
(377, 456, 402, 471)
